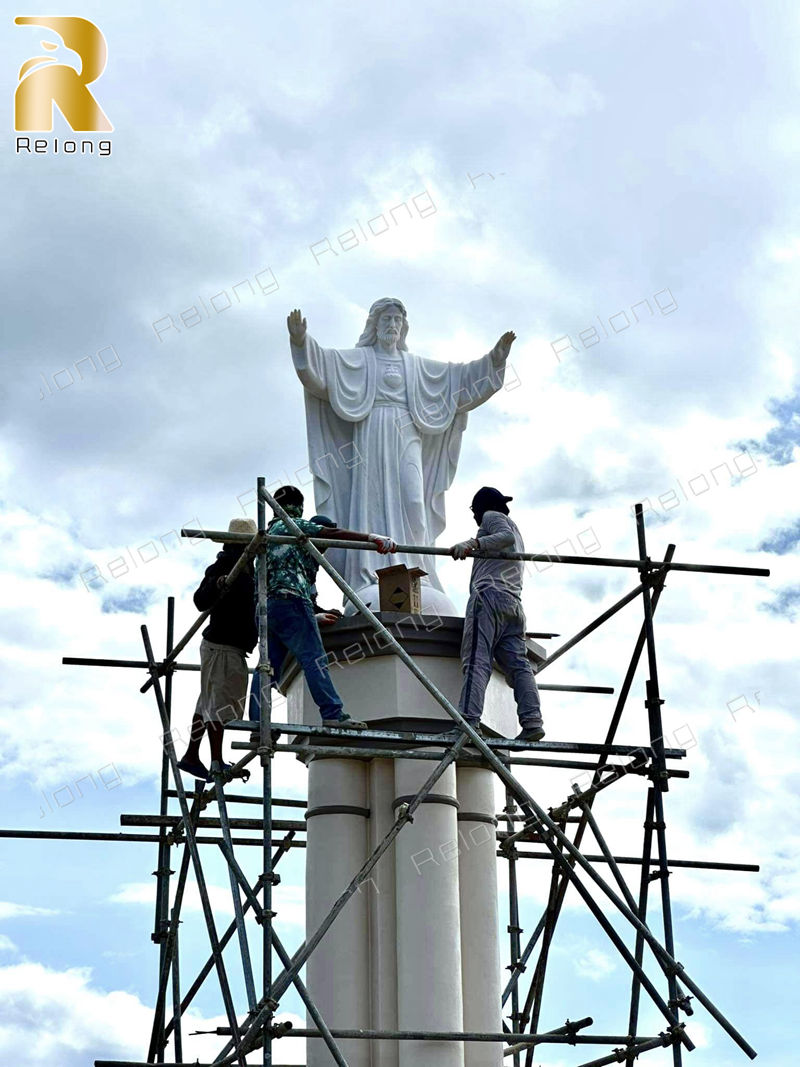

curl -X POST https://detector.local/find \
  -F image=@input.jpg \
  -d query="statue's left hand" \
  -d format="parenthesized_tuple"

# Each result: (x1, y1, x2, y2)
(492, 330, 516, 361)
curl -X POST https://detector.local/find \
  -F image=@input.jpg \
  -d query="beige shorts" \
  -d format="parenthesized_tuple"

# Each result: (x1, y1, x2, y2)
(194, 638, 248, 725)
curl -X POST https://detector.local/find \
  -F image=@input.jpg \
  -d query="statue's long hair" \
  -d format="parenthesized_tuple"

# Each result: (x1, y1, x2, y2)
(355, 298, 409, 350)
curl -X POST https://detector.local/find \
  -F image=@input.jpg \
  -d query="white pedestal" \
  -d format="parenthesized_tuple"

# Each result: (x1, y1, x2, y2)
(285, 618, 545, 1064)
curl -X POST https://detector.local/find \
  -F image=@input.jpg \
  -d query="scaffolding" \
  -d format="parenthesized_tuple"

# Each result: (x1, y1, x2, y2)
(1, 477, 769, 1066)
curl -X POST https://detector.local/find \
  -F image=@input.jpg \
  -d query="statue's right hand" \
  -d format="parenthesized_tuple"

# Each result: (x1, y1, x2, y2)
(287, 308, 307, 347)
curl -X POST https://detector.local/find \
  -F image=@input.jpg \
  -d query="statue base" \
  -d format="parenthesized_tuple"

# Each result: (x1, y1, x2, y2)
(343, 581, 458, 617)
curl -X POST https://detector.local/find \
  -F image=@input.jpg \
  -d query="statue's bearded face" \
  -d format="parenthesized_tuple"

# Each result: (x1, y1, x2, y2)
(376, 307, 404, 346)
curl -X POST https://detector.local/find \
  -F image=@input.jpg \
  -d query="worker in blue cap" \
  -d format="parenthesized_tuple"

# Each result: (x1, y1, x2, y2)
(450, 486, 544, 741)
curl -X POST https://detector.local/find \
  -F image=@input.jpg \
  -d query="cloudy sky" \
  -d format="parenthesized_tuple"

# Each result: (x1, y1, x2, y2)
(1, 1, 799, 1063)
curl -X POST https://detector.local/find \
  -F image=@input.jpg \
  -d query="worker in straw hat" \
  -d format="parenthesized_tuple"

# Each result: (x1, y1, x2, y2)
(450, 486, 545, 742)
(177, 517, 259, 782)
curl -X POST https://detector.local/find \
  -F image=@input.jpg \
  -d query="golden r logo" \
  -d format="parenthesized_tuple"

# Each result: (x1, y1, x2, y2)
(14, 16, 112, 131)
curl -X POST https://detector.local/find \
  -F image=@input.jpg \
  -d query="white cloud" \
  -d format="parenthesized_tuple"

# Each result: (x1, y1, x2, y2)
(0, 961, 304, 1065)
(574, 948, 618, 981)
(0, 903, 59, 921)
(109, 879, 306, 930)
(0, 936, 17, 953)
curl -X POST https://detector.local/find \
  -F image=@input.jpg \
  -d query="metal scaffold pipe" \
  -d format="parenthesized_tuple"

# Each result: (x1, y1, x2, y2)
(7, 474, 765, 1067)
(181, 527, 770, 577)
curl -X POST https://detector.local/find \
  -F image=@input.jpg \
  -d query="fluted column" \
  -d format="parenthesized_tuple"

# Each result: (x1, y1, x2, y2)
(394, 759, 464, 1067)
(458, 765, 502, 1066)
(305, 757, 371, 1067)
(368, 758, 399, 1067)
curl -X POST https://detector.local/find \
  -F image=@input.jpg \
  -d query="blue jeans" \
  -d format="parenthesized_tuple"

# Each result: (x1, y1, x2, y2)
(249, 596, 344, 722)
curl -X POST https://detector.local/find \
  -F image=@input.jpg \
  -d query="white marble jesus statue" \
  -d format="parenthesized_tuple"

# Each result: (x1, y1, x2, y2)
(288, 297, 516, 613)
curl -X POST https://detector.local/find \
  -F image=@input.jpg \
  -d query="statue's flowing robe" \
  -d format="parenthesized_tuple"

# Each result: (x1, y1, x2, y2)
(292, 336, 506, 596)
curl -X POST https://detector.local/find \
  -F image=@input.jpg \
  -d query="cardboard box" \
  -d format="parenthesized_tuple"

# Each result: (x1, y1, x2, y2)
(376, 563, 428, 614)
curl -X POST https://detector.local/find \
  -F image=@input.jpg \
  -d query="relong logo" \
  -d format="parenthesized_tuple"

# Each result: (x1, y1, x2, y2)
(14, 16, 112, 131)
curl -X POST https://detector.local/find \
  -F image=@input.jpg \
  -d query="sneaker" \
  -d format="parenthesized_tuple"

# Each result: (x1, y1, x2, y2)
(516, 724, 545, 743)
(321, 715, 368, 731)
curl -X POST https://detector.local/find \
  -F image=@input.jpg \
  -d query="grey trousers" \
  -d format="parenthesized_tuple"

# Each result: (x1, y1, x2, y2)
(458, 588, 542, 728)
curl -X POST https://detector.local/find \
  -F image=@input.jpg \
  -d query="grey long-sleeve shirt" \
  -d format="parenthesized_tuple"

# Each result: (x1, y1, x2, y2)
(469, 511, 526, 597)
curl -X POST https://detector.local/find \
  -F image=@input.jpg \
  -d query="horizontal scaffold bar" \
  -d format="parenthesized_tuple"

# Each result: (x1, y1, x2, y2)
(0, 829, 303, 847)
(206, 1027, 658, 1045)
(120, 815, 306, 832)
(253, 742, 689, 775)
(165, 790, 305, 808)
(60, 656, 610, 694)
(506, 850, 759, 872)
(181, 528, 770, 578)
(225, 719, 687, 758)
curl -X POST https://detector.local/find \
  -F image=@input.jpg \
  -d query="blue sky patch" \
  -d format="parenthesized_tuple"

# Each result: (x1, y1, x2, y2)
(100, 588, 156, 615)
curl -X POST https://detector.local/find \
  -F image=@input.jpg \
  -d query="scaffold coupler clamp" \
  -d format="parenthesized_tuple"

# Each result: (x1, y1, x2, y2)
(647, 866, 671, 884)
(254, 907, 277, 926)
(646, 764, 671, 784)
(395, 801, 413, 825)
(222, 763, 251, 784)
(669, 991, 694, 1015)
(665, 1022, 687, 1044)
(268, 1019, 293, 1039)
(564, 1018, 581, 1044)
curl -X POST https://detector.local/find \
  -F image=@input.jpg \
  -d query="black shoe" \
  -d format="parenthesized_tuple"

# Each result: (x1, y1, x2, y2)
(321, 715, 368, 730)
(516, 725, 545, 742)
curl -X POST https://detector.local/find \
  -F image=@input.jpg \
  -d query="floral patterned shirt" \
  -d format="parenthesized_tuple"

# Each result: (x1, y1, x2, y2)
(266, 517, 325, 602)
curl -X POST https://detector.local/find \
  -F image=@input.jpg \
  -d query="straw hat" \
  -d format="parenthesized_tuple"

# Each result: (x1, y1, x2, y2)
(228, 518, 257, 535)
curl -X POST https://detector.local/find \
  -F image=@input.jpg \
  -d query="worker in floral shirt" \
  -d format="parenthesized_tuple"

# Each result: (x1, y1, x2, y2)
(255, 484, 396, 729)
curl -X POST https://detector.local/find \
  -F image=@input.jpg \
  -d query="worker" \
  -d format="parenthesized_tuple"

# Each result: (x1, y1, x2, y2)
(450, 486, 545, 742)
(248, 511, 342, 721)
(253, 485, 396, 729)
(177, 517, 259, 782)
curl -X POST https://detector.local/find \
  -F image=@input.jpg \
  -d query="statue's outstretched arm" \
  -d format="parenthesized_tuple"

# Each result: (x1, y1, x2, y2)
(448, 330, 516, 413)
(287, 307, 327, 399)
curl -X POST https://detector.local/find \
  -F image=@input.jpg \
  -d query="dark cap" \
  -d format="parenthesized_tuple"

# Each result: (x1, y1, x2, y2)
(274, 485, 304, 509)
(471, 486, 513, 513)
(310, 514, 337, 528)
